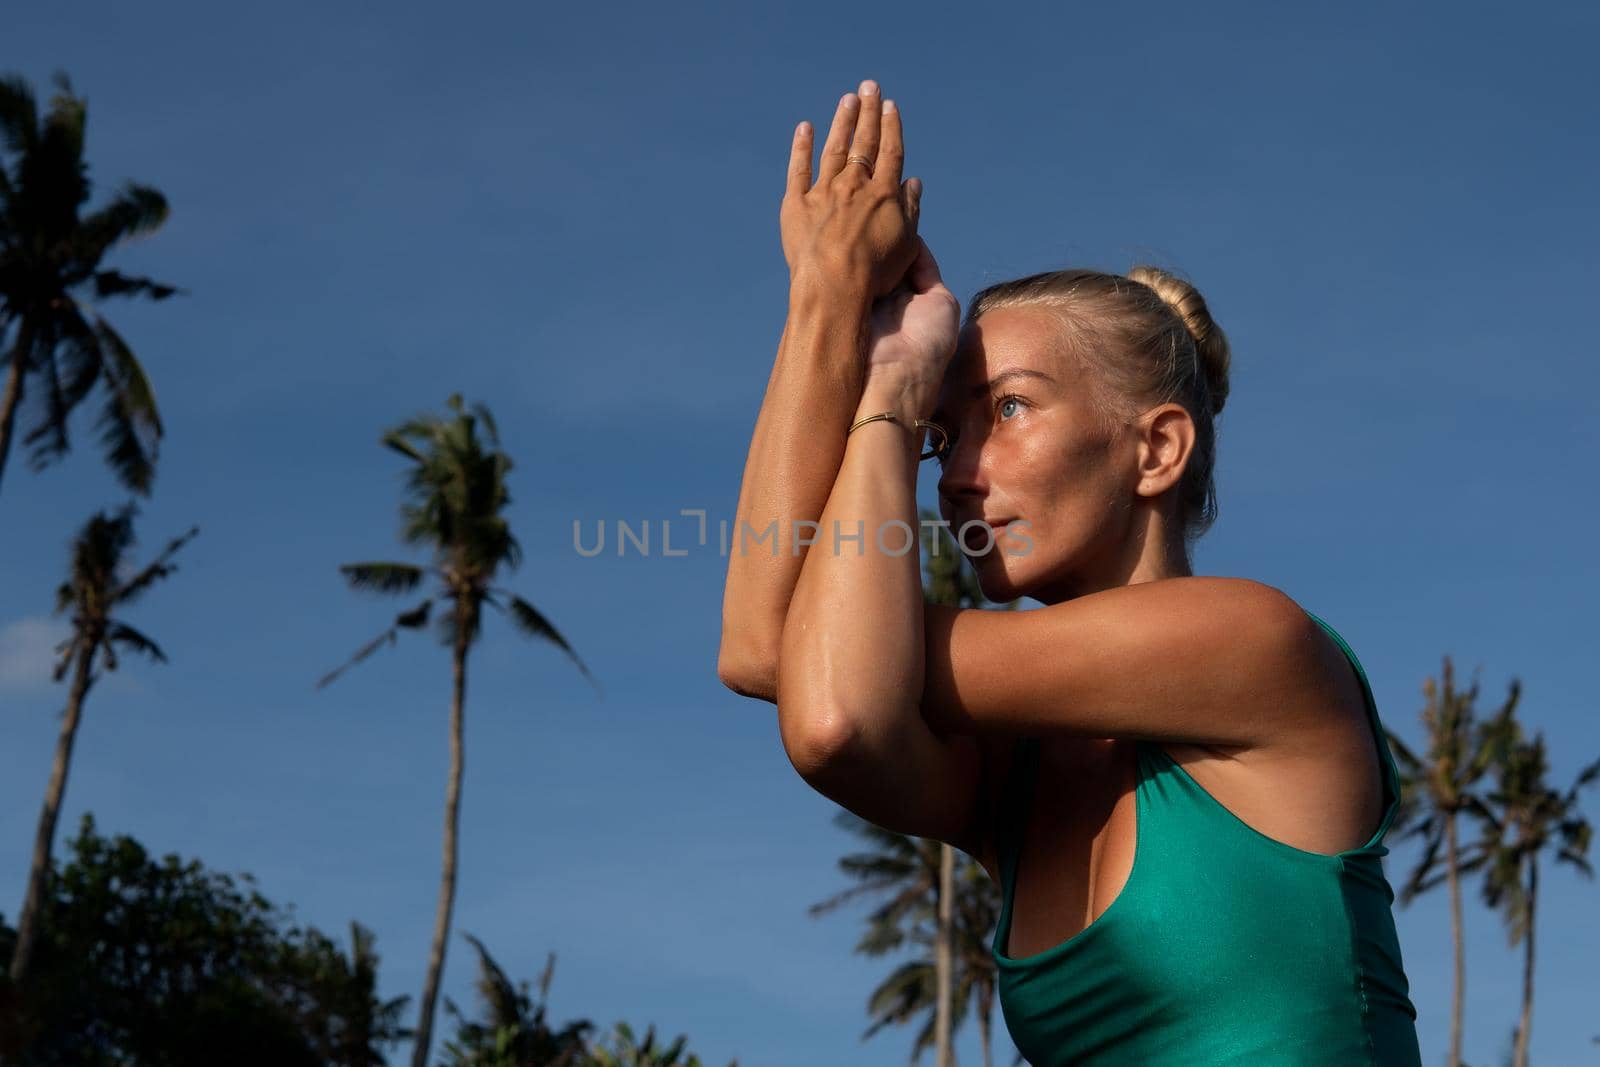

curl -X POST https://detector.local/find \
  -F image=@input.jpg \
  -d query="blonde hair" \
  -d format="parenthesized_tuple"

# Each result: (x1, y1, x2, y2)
(963, 264, 1232, 551)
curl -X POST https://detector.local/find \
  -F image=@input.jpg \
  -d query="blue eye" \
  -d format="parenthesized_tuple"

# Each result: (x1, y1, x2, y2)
(935, 395, 1025, 468)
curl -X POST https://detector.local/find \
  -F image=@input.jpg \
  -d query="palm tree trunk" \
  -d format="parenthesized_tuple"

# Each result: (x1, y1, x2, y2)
(1513, 858, 1536, 1067)
(1445, 813, 1464, 1067)
(936, 842, 953, 1067)
(410, 631, 469, 1067)
(0, 317, 35, 500)
(978, 984, 993, 1067)
(8, 639, 94, 987)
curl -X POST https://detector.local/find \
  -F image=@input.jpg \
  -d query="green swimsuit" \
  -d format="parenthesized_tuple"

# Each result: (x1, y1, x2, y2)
(991, 611, 1422, 1065)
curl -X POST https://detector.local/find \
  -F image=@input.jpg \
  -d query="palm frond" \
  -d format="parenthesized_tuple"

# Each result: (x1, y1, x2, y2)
(497, 592, 600, 694)
(110, 522, 199, 608)
(76, 180, 170, 257)
(91, 268, 180, 301)
(86, 311, 162, 494)
(315, 599, 434, 689)
(337, 561, 428, 595)
(104, 621, 167, 664)
(0, 72, 40, 157)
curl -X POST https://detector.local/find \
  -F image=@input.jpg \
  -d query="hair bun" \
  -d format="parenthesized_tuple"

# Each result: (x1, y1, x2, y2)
(1126, 266, 1231, 417)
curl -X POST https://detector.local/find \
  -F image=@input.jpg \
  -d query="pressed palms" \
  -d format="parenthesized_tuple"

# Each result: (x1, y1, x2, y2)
(1469, 718, 1599, 1067)
(1385, 656, 1517, 1067)
(6, 502, 198, 994)
(0, 70, 179, 503)
(318, 393, 599, 1067)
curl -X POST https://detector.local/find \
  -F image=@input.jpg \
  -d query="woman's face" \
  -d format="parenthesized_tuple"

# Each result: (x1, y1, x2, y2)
(932, 305, 1141, 605)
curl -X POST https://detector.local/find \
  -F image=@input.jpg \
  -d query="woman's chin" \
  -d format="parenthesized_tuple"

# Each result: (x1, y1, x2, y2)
(972, 555, 1028, 605)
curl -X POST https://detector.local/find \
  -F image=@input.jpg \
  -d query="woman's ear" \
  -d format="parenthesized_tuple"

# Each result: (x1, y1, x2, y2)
(1134, 404, 1196, 495)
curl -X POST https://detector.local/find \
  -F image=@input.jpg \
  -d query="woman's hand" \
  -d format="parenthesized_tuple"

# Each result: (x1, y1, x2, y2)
(781, 80, 923, 300)
(864, 236, 961, 395)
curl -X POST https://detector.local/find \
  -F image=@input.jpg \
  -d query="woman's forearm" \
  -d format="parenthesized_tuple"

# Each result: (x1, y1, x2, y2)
(717, 270, 873, 701)
(776, 372, 932, 765)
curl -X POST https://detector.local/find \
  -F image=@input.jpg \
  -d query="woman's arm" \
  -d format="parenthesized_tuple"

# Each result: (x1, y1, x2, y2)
(776, 366, 986, 850)
(716, 273, 871, 701)
(777, 369, 930, 758)
(719, 81, 923, 702)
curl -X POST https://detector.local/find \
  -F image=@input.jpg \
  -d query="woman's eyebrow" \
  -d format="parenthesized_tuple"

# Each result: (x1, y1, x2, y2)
(932, 368, 1057, 423)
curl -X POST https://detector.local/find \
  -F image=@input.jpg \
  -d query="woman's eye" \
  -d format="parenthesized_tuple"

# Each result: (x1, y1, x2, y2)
(998, 395, 1025, 420)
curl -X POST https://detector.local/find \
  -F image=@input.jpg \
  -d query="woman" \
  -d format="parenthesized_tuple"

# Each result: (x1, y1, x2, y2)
(718, 79, 1422, 1066)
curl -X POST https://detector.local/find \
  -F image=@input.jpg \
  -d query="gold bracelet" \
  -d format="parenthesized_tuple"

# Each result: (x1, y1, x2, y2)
(848, 410, 949, 462)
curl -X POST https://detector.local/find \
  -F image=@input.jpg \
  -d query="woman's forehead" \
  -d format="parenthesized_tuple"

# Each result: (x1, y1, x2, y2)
(941, 311, 1072, 395)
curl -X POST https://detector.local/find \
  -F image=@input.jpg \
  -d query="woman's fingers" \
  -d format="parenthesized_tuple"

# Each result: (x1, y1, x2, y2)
(816, 91, 862, 184)
(876, 98, 905, 191)
(907, 234, 942, 292)
(787, 120, 814, 199)
(848, 80, 882, 174)
(899, 175, 921, 231)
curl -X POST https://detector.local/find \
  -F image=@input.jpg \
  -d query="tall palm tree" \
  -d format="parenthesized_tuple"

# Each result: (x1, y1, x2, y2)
(6, 502, 198, 994)
(0, 70, 179, 503)
(1469, 718, 1599, 1067)
(809, 809, 1018, 1067)
(1385, 656, 1518, 1067)
(949, 859, 1005, 1067)
(317, 393, 599, 1067)
(809, 811, 949, 1063)
(919, 507, 1014, 1067)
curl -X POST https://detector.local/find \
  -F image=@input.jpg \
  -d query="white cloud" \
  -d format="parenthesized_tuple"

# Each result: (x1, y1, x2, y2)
(0, 616, 71, 693)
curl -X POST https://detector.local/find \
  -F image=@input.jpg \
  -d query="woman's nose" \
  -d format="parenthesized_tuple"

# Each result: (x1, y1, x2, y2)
(935, 436, 985, 497)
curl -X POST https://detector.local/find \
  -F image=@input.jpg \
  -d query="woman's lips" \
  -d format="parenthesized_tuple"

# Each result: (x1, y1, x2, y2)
(960, 517, 1016, 552)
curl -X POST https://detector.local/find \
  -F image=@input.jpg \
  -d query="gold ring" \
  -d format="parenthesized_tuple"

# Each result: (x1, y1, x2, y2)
(846, 154, 874, 177)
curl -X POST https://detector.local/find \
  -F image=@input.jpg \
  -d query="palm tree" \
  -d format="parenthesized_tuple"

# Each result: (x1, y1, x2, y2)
(0, 70, 179, 502)
(6, 502, 198, 992)
(919, 507, 1015, 1067)
(1385, 657, 1517, 1067)
(439, 934, 593, 1067)
(948, 859, 1005, 1067)
(1469, 717, 1599, 1067)
(331, 921, 415, 1067)
(317, 393, 599, 1067)
(586, 1021, 736, 1067)
(808, 809, 1018, 1067)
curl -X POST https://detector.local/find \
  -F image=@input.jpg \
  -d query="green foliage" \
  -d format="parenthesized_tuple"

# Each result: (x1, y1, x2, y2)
(0, 814, 409, 1066)
(809, 809, 1009, 1066)
(0, 68, 180, 495)
(438, 937, 733, 1067)
(1386, 657, 1517, 903)
(1471, 719, 1599, 947)
(317, 392, 598, 692)
(918, 506, 1015, 613)
(439, 935, 592, 1067)
(584, 1021, 734, 1067)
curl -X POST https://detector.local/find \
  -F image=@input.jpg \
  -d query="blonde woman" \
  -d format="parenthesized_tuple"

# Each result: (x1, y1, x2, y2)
(718, 79, 1422, 1066)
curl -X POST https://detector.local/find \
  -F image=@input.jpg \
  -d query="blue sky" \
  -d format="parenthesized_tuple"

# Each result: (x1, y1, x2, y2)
(4, 2, 1599, 1065)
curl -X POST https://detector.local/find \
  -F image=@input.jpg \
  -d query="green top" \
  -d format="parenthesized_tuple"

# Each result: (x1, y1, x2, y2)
(991, 611, 1422, 1065)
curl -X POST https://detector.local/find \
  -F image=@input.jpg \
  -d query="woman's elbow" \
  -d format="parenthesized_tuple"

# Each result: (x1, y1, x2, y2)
(717, 640, 778, 702)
